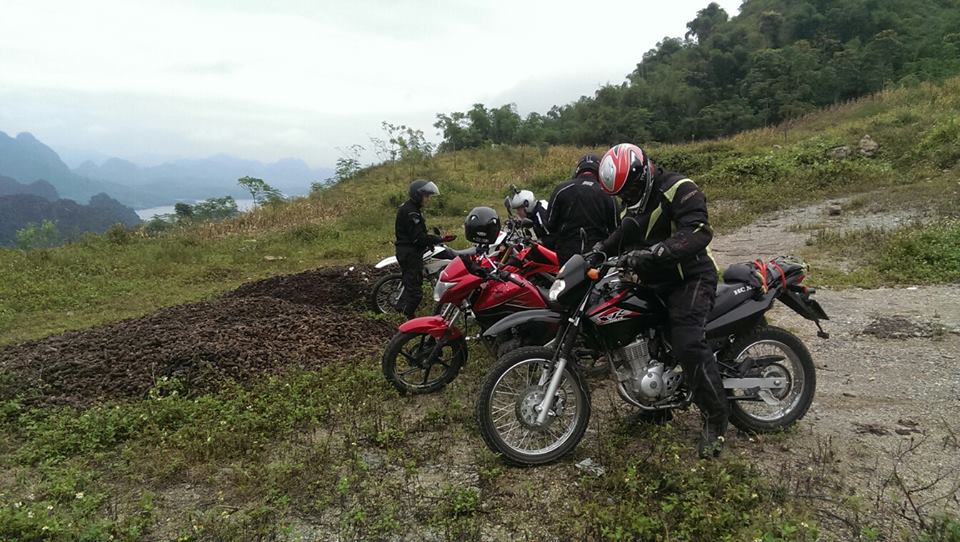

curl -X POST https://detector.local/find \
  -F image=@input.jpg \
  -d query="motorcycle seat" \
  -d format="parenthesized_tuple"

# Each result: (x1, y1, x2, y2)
(708, 282, 755, 321)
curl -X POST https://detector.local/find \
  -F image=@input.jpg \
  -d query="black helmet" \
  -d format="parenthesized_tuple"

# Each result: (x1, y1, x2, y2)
(408, 179, 440, 204)
(464, 206, 501, 244)
(574, 154, 601, 178)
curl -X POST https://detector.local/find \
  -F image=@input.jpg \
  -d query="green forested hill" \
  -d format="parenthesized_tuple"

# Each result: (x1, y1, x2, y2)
(434, 0, 960, 149)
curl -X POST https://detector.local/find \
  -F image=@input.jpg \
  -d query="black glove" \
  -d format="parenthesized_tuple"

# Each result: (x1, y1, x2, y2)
(619, 249, 656, 273)
(648, 242, 676, 262)
(590, 241, 605, 254)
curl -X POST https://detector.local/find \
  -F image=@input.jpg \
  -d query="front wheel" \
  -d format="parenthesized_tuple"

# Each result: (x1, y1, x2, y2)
(382, 332, 467, 394)
(726, 326, 816, 433)
(476, 347, 591, 466)
(369, 273, 403, 314)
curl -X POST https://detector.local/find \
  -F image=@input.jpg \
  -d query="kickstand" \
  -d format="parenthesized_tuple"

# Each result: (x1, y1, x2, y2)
(815, 320, 830, 339)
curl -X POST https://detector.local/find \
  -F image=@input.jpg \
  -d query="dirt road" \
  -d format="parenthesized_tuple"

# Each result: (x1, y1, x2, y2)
(711, 201, 960, 536)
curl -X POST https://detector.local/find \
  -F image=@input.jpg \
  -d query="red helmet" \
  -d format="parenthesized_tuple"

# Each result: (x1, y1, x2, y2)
(599, 143, 654, 211)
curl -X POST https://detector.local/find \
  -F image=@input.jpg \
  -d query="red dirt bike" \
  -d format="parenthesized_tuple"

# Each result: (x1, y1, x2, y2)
(381, 220, 562, 394)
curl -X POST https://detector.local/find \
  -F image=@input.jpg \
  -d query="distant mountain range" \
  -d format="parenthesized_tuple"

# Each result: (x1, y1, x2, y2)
(0, 177, 141, 247)
(74, 155, 333, 205)
(0, 130, 333, 208)
(0, 175, 59, 201)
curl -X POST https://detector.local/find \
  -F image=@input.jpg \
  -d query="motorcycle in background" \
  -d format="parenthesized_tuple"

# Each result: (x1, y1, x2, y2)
(381, 220, 561, 394)
(367, 227, 509, 314)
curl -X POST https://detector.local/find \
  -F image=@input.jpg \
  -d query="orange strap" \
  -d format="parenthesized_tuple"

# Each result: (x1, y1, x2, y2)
(753, 259, 768, 293)
(770, 260, 788, 289)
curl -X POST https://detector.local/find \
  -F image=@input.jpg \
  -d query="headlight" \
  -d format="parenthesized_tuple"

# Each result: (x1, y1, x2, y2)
(433, 280, 455, 302)
(548, 279, 566, 302)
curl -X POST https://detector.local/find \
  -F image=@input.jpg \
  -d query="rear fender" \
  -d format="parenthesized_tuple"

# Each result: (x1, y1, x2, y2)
(705, 290, 776, 338)
(399, 315, 463, 340)
(778, 289, 829, 321)
(482, 309, 565, 339)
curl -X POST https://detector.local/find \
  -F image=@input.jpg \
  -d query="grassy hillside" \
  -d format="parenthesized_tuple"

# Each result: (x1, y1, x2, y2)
(2, 78, 960, 345)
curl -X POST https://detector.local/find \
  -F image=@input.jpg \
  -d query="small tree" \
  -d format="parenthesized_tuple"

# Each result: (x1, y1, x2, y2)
(174, 202, 194, 222)
(314, 144, 365, 193)
(16, 220, 60, 249)
(237, 176, 284, 206)
(192, 196, 239, 221)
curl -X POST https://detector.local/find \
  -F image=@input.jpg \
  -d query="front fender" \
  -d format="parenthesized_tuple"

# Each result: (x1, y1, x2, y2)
(375, 256, 397, 269)
(399, 315, 463, 340)
(482, 309, 566, 338)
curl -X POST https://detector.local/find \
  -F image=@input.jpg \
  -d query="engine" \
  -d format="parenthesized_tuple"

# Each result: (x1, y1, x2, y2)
(611, 338, 684, 406)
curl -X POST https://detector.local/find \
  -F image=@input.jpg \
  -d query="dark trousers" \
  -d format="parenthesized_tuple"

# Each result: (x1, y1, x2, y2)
(396, 249, 424, 319)
(666, 271, 729, 430)
(553, 237, 588, 266)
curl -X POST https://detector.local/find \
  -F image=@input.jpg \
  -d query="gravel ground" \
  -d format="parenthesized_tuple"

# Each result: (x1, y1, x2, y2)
(711, 200, 960, 537)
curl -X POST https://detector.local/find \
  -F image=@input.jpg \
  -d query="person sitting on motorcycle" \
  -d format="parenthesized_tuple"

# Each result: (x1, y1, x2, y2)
(505, 188, 550, 243)
(545, 154, 620, 265)
(593, 143, 728, 459)
(394, 179, 442, 320)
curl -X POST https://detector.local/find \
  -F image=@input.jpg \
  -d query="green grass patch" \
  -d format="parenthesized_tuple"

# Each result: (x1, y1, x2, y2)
(0, 347, 824, 541)
(805, 220, 960, 288)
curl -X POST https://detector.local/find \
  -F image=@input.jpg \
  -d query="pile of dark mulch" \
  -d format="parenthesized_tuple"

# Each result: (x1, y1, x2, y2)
(0, 296, 396, 408)
(225, 265, 385, 310)
(861, 315, 941, 340)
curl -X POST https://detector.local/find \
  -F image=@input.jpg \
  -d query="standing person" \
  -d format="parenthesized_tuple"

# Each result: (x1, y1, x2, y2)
(594, 143, 728, 459)
(544, 154, 619, 264)
(505, 188, 550, 243)
(394, 179, 442, 320)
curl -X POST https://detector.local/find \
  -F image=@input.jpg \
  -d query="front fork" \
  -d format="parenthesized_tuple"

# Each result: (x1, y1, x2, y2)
(534, 312, 583, 425)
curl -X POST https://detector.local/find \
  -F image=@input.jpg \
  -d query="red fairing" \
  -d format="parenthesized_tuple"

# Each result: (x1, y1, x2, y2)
(399, 315, 463, 339)
(436, 257, 485, 305)
(587, 290, 629, 318)
(515, 244, 559, 276)
(473, 272, 548, 312)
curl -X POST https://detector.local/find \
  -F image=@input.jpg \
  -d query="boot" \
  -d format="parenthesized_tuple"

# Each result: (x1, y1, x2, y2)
(697, 420, 727, 459)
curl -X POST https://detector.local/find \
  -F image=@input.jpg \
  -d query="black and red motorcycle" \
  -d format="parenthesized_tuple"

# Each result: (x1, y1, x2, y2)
(475, 250, 829, 465)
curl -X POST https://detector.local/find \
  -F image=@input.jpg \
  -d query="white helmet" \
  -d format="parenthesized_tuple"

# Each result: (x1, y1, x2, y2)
(505, 190, 536, 212)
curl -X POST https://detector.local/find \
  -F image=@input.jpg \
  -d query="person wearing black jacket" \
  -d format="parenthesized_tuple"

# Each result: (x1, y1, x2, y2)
(394, 179, 442, 319)
(594, 143, 727, 459)
(544, 154, 619, 264)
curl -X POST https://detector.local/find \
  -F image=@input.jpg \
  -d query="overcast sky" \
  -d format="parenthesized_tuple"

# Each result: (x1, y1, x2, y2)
(0, 0, 741, 168)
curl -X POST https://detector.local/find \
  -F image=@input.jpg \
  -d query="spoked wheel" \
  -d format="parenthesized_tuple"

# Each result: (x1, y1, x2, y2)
(368, 273, 403, 314)
(382, 332, 467, 394)
(476, 347, 591, 466)
(726, 326, 816, 433)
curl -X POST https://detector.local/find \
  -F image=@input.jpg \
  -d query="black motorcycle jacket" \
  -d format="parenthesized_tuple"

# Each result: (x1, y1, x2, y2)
(599, 169, 717, 282)
(395, 198, 441, 252)
(545, 175, 619, 250)
(529, 200, 551, 243)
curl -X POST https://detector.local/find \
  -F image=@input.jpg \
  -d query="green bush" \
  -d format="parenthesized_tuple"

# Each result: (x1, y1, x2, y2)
(877, 220, 960, 283)
(104, 224, 133, 245)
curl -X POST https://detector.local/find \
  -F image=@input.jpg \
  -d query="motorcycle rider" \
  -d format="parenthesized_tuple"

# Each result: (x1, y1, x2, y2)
(545, 154, 619, 264)
(593, 143, 728, 459)
(505, 188, 550, 243)
(394, 179, 443, 320)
